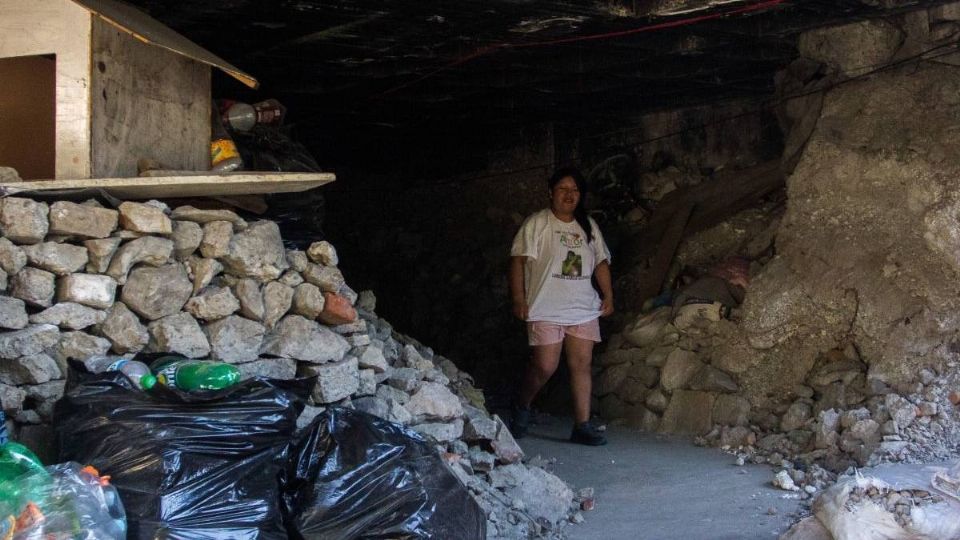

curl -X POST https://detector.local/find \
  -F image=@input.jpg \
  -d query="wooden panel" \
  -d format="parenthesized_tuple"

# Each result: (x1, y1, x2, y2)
(0, 0, 92, 179)
(0, 172, 335, 199)
(0, 56, 56, 179)
(91, 18, 211, 178)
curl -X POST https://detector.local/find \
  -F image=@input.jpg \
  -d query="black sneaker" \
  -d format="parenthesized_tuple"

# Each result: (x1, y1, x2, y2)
(510, 406, 531, 439)
(570, 421, 607, 446)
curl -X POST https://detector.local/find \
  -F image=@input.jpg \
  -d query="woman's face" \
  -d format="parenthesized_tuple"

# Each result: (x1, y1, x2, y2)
(550, 176, 580, 215)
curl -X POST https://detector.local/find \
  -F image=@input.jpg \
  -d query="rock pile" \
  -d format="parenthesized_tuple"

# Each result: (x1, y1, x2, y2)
(0, 195, 577, 538)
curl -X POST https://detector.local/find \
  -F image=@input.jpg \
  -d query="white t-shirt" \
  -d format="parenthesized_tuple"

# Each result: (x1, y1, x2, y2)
(510, 209, 611, 325)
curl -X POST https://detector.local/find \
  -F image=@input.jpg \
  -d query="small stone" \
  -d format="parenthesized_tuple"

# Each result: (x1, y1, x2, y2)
(0, 325, 59, 360)
(11, 267, 55, 307)
(387, 367, 422, 392)
(0, 354, 60, 385)
(236, 357, 297, 380)
(307, 241, 339, 266)
(189, 257, 223, 294)
(48, 201, 117, 238)
(292, 283, 325, 319)
(0, 238, 26, 275)
(234, 279, 264, 321)
(118, 201, 172, 234)
(99, 302, 148, 354)
(773, 470, 799, 491)
(147, 313, 210, 358)
(318, 292, 357, 325)
(261, 315, 349, 363)
(463, 405, 498, 440)
(277, 270, 303, 288)
(106, 236, 174, 284)
(491, 415, 524, 463)
(885, 394, 918, 430)
(412, 419, 464, 442)
(0, 298, 27, 330)
(0, 198, 48, 244)
(302, 264, 345, 293)
(781, 401, 813, 432)
(83, 238, 122, 273)
(29, 303, 105, 330)
(357, 290, 376, 312)
(57, 274, 116, 309)
(220, 221, 288, 282)
(357, 345, 388, 373)
(404, 381, 463, 421)
(199, 221, 233, 258)
(203, 315, 265, 363)
(300, 357, 359, 403)
(262, 282, 293, 328)
(21, 242, 87, 275)
(120, 264, 192, 320)
(645, 389, 669, 414)
(847, 419, 880, 442)
(469, 447, 496, 472)
(356, 368, 376, 396)
(185, 286, 240, 321)
(286, 250, 309, 272)
(170, 206, 246, 228)
(171, 221, 203, 260)
(0, 383, 25, 414)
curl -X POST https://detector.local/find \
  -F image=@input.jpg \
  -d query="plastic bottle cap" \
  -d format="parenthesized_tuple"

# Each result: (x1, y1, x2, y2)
(140, 374, 157, 390)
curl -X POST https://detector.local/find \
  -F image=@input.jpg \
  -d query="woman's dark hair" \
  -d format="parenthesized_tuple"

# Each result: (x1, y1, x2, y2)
(548, 166, 593, 243)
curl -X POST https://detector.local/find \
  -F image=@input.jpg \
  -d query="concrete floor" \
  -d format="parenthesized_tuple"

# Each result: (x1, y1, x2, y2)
(519, 416, 807, 540)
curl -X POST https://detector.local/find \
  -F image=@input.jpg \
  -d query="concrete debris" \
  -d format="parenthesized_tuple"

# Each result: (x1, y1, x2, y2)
(170, 220, 203, 260)
(121, 264, 192, 320)
(147, 312, 210, 358)
(56, 274, 116, 309)
(0, 298, 28, 330)
(106, 236, 173, 284)
(199, 220, 233, 259)
(0, 238, 26, 275)
(98, 302, 148, 354)
(29, 302, 105, 330)
(47, 201, 117, 239)
(0, 198, 48, 245)
(118, 202, 172, 235)
(83, 238, 121, 273)
(306, 240, 339, 266)
(203, 315, 264, 363)
(169, 206, 246, 228)
(184, 286, 240, 321)
(221, 221, 288, 282)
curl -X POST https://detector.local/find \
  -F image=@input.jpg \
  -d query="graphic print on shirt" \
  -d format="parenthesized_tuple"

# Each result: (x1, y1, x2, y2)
(553, 230, 587, 280)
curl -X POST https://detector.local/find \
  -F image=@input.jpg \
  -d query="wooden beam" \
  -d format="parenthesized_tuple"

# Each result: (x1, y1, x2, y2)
(637, 200, 695, 301)
(0, 172, 335, 200)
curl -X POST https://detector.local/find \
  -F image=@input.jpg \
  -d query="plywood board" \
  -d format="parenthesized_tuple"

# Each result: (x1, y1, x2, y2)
(71, 0, 258, 88)
(91, 18, 210, 178)
(0, 56, 56, 179)
(0, 172, 335, 200)
(0, 0, 93, 179)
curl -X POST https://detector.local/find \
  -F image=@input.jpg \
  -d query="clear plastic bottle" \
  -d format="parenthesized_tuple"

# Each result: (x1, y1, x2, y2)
(83, 357, 156, 390)
(152, 357, 241, 392)
(222, 99, 287, 132)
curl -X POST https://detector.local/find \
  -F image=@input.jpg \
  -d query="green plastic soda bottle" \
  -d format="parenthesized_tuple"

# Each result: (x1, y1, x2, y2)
(0, 442, 48, 516)
(152, 356, 241, 391)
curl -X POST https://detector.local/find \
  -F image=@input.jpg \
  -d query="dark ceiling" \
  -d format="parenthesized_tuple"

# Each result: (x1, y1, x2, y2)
(122, 0, 946, 167)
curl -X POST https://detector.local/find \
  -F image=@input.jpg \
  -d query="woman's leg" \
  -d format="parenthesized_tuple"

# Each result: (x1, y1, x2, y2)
(564, 335, 595, 424)
(518, 341, 564, 408)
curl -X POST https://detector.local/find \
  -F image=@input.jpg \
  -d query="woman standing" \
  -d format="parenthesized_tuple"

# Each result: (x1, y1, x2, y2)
(509, 166, 614, 446)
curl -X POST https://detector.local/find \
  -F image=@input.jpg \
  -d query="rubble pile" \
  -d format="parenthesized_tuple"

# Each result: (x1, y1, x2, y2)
(0, 195, 577, 538)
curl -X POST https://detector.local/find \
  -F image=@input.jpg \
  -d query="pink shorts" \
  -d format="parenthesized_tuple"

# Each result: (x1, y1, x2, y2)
(527, 319, 601, 346)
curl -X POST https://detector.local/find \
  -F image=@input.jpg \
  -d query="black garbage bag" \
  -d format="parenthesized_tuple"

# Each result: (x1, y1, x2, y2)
(282, 407, 486, 540)
(54, 364, 312, 540)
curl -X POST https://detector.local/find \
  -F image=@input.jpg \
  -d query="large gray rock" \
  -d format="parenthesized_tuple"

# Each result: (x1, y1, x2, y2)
(199, 221, 233, 259)
(171, 221, 203, 260)
(356, 368, 376, 396)
(83, 238, 121, 273)
(147, 313, 210, 358)
(99, 302, 148, 354)
(488, 464, 574, 526)
(57, 274, 117, 309)
(22, 242, 88, 275)
(387, 367, 422, 392)
(0, 298, 27, 330)
(306, 241, 339, 266)
(48, 331, 109, 365)
(404, 381, 463, 422)
(354, 395, 412, 424)
(11, 268, 55, 307)
(291, 283, 325, 319)
(118, 202, 172, 234)
(411, 419, 463, 442)
(48, 201, 117, 238)
(221, 221, 289, 282)
(29, 303, 105, 330)
(170, 206, 246, 228)
(236, 357, 297, 380)
(261, 315, 349, 363)
(106, 236, 173, 284)
(0, 354, 60, 385)
(203, 315, 265, 363)
(302, 264, 345, 293)
(184, 286, 239, 321)
(0, 238, 26, 275)
(659, 390, 716, 435)
(491, 415, 524, 464)
(0, 198, 48, 244)
(0, 325, 59, 360)
(121, 264, 192, 320)
(357, 344, 388, 373)
(300, 357, 359, 403)
(234, 279, 264, 321)
(712, 394, 751, 427)
(463, 405, 498, 441)
(688, 366, 739, 393)
(262, 282, 293, 328)
(660, 349, 704, 392)
(189, 257, 223, 294)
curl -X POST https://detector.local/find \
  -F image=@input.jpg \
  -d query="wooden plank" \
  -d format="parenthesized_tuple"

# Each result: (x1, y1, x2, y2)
(0, 0, 93, 179)
(0, 172, 335, 200)
(636, 201, 695, 301)
(91, 18, 211, 178)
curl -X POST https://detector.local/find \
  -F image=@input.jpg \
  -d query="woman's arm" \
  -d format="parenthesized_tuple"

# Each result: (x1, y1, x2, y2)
(595, 260, 614, 317)
(509, 256, 528, 320)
